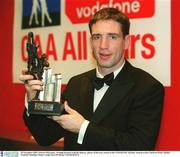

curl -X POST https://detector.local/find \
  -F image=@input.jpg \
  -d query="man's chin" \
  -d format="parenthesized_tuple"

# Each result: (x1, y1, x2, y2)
(97, 63, 112, 69)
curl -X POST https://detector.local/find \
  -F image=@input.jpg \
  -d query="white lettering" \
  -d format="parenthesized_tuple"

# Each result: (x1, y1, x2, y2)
(92, 1, 100, 15)
(76, 8, 84, 18)
(131, 1, 140, 13)
(84, 7, 91, 17)
(76, 0, 141, 18)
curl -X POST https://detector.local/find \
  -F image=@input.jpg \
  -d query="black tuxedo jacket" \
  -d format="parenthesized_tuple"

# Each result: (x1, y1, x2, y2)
(23, 60, 164, 150)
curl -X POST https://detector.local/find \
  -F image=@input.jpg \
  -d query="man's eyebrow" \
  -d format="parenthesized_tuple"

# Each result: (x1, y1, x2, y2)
(91, 33, 101, 35)
(92, 33, 120, 35)
(107, 33, 121, 36)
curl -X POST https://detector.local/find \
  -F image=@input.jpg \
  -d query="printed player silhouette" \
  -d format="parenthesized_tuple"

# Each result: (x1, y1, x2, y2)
(29, 0, 52, 26)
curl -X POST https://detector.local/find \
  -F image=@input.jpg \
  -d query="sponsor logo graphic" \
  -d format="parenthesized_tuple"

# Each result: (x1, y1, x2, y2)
(65, 0, 155, 24)
(0, 151, 3, 157)
(22, 0, 61, 29)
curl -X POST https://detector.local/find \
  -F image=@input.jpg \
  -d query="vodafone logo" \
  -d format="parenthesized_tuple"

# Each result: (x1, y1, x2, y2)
(65, 0, 155, 24)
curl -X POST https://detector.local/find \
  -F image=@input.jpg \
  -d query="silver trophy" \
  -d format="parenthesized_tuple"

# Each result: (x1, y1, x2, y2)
(26, 32, 64, 116)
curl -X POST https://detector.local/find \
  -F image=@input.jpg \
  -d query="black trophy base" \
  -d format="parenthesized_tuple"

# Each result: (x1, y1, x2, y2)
(28, 100, 64, 116)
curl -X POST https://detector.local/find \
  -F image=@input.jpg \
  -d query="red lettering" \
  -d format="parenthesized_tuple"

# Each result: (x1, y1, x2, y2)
(124, 49, 129, 59)
(129, 34, 140, 58)
(141, 34, 155, 59)
(21, 35, 28, 61)
(77, 31, 88, 60)
(83, 31, 87, 60)
(46, 33, 57, 60)
(34, 35, 43, 57)
(77, 31, 82, 60)
(62, 32, 77, 60)
(21, 34, 42, 61)
(125, 33, 155, 59)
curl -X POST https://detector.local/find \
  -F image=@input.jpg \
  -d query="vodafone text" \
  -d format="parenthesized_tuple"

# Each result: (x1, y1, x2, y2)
(21, 31, 155, 62)
(76, 0, 140, 18)
(66, 0, 154, 23)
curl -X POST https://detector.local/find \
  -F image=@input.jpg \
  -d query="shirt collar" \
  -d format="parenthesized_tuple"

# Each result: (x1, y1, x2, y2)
(96, 60, 125, 79)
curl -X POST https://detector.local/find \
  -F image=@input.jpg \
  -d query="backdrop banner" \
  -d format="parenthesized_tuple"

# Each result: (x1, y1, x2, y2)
(13, 0, 171, 86)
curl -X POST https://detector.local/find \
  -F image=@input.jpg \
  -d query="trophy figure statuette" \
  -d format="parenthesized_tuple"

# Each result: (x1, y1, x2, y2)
(26, 32, 64, 116)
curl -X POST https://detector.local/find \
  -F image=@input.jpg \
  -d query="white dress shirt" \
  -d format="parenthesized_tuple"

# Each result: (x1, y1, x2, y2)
(77, 61, 125, 144)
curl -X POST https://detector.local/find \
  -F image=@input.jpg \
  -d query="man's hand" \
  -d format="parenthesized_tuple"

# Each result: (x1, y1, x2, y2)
(19, 68, 44, 101)
(51, 101, 86, 134)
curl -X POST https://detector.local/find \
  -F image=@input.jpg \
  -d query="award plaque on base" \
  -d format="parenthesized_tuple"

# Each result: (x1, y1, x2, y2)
(29, 100, 64, 116)
(26, 32, 64, 116)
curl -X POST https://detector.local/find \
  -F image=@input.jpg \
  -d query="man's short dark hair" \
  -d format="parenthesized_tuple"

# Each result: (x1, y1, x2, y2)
(88, 7, 130, 37)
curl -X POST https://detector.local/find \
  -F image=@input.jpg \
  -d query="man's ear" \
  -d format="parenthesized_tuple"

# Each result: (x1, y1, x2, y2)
(124, 35, 130, 50)
(90, 35, 93, 49)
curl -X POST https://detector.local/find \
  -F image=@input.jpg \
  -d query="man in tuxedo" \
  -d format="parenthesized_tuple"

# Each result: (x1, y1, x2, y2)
(20, 8, 164, 150)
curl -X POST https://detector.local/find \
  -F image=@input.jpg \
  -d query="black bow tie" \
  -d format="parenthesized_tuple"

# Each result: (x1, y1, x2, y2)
(93, 72, 114, 90)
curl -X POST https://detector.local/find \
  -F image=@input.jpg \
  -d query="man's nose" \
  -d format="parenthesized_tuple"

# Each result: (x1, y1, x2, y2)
(99, 37, 109, 49)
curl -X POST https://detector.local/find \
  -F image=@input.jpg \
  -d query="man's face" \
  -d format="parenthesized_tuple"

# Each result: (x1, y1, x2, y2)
(90, 20, 129, 74)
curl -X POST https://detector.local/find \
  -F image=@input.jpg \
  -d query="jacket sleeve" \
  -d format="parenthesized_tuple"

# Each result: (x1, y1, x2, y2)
(23, 109, 65, 146)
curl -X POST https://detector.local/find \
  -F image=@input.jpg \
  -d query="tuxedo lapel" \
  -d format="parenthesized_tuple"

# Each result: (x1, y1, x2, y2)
(78, 70, 95, 120)
(91, 61, 135, 124)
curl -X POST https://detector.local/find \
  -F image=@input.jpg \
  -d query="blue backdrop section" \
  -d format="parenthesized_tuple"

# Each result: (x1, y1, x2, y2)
(22, 0, 61, 29)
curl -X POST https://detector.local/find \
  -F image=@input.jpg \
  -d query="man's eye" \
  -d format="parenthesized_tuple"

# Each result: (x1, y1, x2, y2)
(92, 35, 101, 40)
(109, 34, 118, 40)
